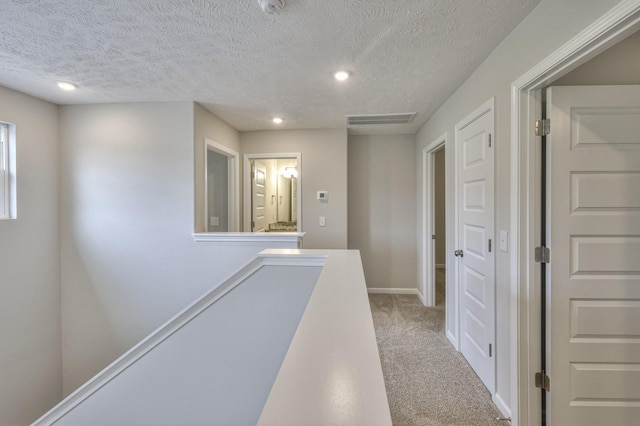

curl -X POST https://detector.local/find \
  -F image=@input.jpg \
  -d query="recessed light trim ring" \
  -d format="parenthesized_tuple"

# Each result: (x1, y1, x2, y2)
(57, 81, 78, 91)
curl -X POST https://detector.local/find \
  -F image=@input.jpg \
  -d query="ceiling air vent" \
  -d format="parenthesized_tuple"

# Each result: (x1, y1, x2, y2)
(346, 113, 416, 126)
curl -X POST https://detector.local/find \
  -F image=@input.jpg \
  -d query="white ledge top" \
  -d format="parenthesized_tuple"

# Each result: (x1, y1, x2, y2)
(258, 249, 392, 425)
(192, 232, 305, 243)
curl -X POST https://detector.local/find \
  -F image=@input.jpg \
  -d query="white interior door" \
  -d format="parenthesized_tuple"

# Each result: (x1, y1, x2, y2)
(546, 85, 640, 425)
(456, 100, 495, 393)
(252, 161, 267, 232)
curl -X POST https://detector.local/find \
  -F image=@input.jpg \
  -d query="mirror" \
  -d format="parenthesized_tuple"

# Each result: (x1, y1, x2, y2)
(204, 138, 239, 232)
(245, 154, 301, 233)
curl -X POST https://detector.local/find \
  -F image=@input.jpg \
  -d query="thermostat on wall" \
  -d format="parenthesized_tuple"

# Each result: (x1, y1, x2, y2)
(317, 191, 328, 201)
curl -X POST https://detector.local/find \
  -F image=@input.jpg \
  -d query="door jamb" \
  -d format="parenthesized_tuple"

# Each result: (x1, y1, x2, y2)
(510, 3, 640, 425)
(421, 135, 446, 307)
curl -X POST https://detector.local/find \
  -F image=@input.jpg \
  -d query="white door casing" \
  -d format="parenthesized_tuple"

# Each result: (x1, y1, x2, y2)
(456, 97, 496, 394)
(252, 161, 267, 232)
(546, 85, 640, 425)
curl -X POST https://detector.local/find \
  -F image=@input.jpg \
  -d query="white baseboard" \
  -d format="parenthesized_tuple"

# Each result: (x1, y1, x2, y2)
(367, 288, 419, 296)
(446, 330, 458, 350)
(436, 263, 446, 269)
(493, 392, 511, 419)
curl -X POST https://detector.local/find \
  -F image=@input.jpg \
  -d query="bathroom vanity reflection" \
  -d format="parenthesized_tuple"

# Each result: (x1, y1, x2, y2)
(248, 157, 299, 232)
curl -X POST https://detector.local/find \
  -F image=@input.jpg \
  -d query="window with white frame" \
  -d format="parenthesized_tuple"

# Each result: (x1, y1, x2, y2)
(0, 122, 12, 219)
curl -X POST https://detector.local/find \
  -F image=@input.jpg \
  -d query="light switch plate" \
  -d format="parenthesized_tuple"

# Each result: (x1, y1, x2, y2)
(499, 230, 508, 252)
(319, 216, 326, 227)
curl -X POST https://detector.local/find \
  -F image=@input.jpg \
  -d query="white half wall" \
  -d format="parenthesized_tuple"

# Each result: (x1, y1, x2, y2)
(415, 0, 623, 415)
(240, 129, 348, 249)
(60, 102, 298, 396)
(0, 86, 62, 425)
(348, 134, 417, 290)
(48, 264, 321, 426)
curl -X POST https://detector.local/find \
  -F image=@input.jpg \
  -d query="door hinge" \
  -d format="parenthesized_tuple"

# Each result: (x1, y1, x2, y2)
(432, 234, 436, 240)
(535, 119, 550, 136)
(488, 133, 492, 147)
(535, 371, 550, 392)
(535, 246, 550, 263)
(489, 343, 492, 357)
(251, 221, 255, 228)
(488, 239, 492, 253)
(251, 171, 255, 179)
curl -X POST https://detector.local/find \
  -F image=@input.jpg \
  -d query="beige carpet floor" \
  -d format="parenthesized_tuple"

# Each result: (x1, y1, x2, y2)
(369, 270, 505, 426)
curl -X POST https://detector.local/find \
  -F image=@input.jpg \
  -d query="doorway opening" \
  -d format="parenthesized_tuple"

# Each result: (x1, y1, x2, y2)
(433, 147, 446, 310)
(511, 7, 640, 425)
(243, 153, 302, 233)
(422, 134, 447, 313)
(204, 138, 239, 232)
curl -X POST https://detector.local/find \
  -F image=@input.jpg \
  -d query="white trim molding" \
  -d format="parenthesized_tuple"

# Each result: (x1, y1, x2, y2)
(192, 232, 305, 248)
(367, 287, 420, 297)
(0, 122, 17, 220)
(493, 393, 512, 423)
(510, 3, 640, 425)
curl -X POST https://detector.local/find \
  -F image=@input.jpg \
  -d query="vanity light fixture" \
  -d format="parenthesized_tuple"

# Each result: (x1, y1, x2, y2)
(57, 81, 78, 91)
(334, 71, 350, 81)
(282, 166, 298, 178)
(272, 117, 283, 124)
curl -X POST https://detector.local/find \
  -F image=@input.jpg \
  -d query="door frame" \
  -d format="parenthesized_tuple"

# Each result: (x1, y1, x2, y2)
(510, 3, 640, 425)
(421, 134, 446, 307)
(243, 153, 302, 233)
(204, 138, 239, 232)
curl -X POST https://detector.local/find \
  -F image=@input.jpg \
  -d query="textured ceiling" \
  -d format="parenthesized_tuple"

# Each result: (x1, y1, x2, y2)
(0, 0, 540, 135)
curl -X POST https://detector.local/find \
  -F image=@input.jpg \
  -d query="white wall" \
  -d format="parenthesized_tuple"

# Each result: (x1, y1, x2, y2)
(240, 129, 348, 249)
(348, 134, 416, 290)
(60, 102, 298, 395)
(0, 86, 62, 425)
(194, 103, 240, 232)
(415, 0, 623, 414)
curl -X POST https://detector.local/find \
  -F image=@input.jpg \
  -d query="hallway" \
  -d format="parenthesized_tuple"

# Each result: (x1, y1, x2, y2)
(369, 272, 503, 425)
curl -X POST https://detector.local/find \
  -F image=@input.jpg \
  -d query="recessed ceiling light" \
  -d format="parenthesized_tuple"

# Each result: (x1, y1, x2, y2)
(334, 71, 350, 81)
(57, 81, 78, 91)
(272, 117, 283, 124)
